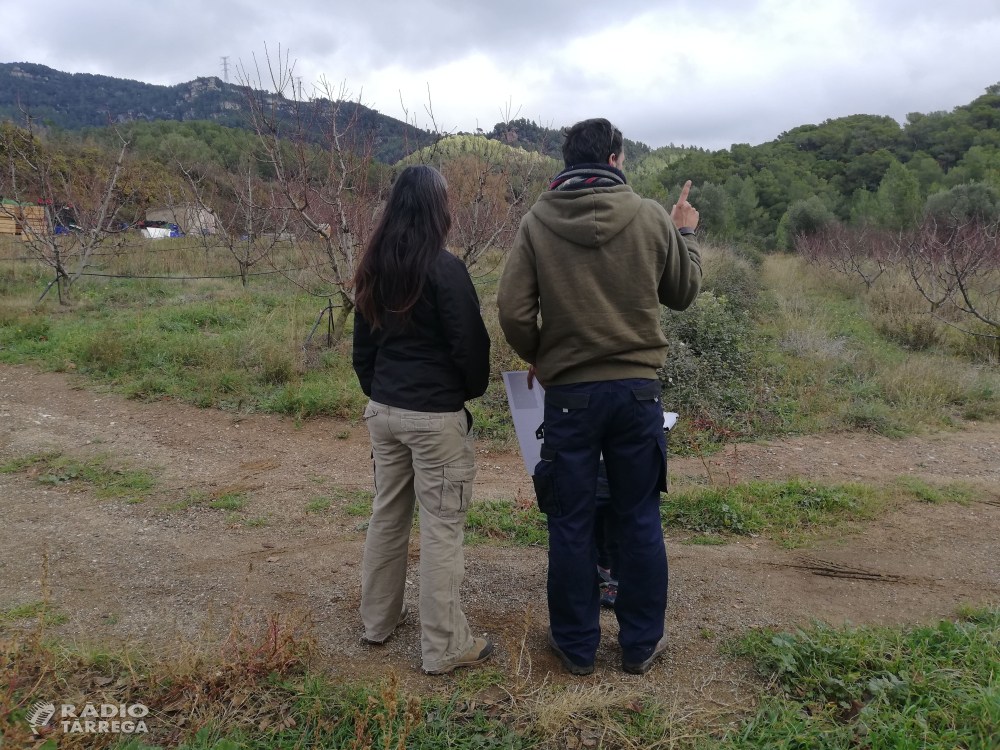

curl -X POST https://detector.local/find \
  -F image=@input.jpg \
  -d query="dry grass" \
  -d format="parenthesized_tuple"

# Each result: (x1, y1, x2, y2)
(761, 254, 1000, 435)
(0, 558, 316, 748)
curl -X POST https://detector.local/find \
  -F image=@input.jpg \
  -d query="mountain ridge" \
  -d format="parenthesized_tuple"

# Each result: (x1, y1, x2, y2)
(0, 62, 435, 163)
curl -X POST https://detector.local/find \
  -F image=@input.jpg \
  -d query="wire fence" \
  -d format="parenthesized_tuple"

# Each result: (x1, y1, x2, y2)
(2, 252, 500, 286)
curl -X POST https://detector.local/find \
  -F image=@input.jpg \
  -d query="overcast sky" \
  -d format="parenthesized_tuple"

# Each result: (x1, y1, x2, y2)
(4, 0, 999, 149)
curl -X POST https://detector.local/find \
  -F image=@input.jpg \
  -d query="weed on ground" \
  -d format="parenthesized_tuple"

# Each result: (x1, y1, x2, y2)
(719, 606, 1000, 749)
(464, 499, 548, 547)
(659, 476, 982, 547)
(0, 452, 157, 502)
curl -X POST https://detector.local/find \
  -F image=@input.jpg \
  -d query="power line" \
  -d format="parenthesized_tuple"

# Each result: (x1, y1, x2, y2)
(220, 56, 231, 84)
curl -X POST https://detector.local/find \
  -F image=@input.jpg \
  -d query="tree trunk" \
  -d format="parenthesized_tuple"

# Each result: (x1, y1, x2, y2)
(330, 299, 354, 345)
(58, 269, 72, 305)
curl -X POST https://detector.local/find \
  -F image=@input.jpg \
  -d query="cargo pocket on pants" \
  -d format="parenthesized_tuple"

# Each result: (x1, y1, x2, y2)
(631, 384, 669, 494)
(531, 444, 561, 516)
(440, 463, 477, 518)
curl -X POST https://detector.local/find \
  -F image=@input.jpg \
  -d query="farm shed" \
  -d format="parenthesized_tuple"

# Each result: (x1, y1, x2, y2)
(145, 204, 218, 235)
(0, 200, 47, 239)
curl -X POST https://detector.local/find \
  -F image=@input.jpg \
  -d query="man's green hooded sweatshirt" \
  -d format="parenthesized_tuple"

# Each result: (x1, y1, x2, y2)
(497, 184, 702, 386)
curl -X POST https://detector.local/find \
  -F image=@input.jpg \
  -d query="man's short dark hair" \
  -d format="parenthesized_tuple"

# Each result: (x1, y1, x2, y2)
(562, 118, 624, 167)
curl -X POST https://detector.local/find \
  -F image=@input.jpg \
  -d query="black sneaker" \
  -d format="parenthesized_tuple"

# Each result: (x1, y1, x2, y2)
(599, 580, 618, 609)
(622, 633, 668, 675)
(547, 628, 594, 676)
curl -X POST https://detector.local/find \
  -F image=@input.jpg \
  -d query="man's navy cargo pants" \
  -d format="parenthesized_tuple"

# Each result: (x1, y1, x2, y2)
(532, 378, 668, 669)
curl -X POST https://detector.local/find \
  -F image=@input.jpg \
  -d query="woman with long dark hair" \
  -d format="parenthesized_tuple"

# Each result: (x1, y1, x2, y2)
(353, 165, 493, 674)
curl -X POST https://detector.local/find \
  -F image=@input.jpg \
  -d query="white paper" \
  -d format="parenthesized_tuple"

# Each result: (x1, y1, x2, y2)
(664, 412, 678, 431)
(502, 371, 546, 475)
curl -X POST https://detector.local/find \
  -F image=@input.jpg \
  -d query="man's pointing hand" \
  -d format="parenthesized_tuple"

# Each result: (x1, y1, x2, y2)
(671, 180, 699, 232)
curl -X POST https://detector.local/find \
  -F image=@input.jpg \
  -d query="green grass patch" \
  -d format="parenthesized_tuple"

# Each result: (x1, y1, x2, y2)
(464, 500, 548, 546)
(0, 452, 156, 501)
(165, 490, 208, 511)
(209, 492, 247, 510)
(304, 497, 332, 512)
(721, 606, 1000, 748)
(661, 477, 985, 547)
(895, 476, 979, 504)
(660, 479, 886, 546)
(0, 279, 369, 420)
(684, 534, 729, 546)
(452, 667, 507, 694)
(343, 494, 375, 516)
(1, 601, 69, 625)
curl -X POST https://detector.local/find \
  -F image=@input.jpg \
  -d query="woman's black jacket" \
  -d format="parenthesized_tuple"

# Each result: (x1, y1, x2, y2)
(352, 249, 491, 413)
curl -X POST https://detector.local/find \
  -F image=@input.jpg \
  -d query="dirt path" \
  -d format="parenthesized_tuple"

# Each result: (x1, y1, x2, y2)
(2, 362, 999, 704)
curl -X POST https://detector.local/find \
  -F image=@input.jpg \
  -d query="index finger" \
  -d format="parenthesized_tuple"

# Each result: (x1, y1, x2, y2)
(678, 180, 692, 204)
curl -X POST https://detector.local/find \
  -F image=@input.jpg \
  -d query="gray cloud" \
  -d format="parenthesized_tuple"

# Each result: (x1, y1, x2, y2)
(4, 0, 1000, 149)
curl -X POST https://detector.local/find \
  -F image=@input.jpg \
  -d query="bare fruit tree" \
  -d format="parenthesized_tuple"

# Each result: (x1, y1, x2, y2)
(233, 49, 392, 343)
(795, 223, 898, 290)
(233, 48, 553, 343)
(403, 100, 554, 271)
(0, 117, 144, 304)
(900, 215, 1000, 343)
(175, 150, 293, 288)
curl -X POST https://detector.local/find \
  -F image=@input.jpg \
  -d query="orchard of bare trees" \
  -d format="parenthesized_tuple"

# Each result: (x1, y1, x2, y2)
(795, 189, 1000, 355)
(0, 51, 551, 336)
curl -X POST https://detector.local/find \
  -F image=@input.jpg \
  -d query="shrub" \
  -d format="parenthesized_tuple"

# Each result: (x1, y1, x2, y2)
(700, 245, 762, 313)
(659, 292, 759, 427)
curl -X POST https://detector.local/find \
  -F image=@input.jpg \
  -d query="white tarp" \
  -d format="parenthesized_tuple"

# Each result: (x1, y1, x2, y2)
(140, 227, 171, 240)
(502, 370, 679, 476)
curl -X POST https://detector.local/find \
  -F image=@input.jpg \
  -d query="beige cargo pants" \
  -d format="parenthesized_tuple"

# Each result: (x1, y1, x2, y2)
(360, 400, 478, 672)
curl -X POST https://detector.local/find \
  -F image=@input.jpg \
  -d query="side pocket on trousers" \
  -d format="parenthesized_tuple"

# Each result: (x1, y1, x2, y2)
(363, 402, 378, 421)
(531, 445, 561, 516)
(441, 463, 477, 518)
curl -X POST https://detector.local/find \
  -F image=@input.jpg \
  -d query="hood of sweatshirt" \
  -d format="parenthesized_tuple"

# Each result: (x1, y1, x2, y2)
(529, 185, 644, 249)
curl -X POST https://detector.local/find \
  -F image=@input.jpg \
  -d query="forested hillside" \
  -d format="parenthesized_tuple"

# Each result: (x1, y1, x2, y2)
(649, 83, 1000, 247)
(4, 62, 998, 234)
(0, 63, 435, 163)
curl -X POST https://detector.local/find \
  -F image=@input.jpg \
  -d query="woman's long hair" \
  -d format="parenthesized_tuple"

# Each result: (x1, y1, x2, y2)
(354, 165, 452, 328)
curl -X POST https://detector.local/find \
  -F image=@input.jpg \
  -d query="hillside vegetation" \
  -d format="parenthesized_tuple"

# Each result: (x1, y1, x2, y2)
(648, 83, 1000, 247)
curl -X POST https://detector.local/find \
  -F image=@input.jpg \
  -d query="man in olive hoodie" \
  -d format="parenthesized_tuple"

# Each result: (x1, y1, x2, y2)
(497, 118, 702, 675)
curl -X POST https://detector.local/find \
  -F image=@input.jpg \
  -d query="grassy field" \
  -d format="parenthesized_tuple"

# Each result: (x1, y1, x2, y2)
(3, 238, 999, 450)
(4, 238, 999, 455)
(2, 602, 997, 748)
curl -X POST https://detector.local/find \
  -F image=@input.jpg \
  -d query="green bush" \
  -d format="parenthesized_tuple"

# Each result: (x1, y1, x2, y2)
(659, 291, 761, 433)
